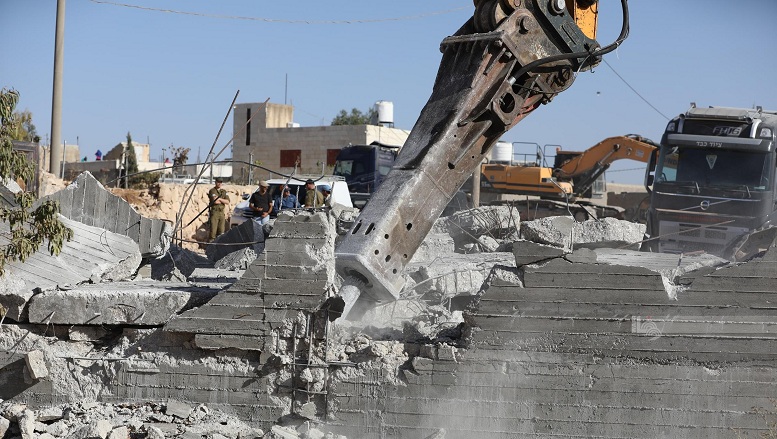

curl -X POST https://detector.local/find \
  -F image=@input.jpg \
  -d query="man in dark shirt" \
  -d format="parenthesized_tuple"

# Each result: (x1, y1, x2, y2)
(249, 180, 273, 225)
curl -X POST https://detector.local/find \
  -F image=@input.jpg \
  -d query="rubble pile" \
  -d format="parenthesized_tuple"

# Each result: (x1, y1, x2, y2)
(1, 172, 776, 438)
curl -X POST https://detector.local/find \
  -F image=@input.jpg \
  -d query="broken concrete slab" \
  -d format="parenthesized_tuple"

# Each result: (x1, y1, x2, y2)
(410, 233, 456, 264)
(36, 171, 171, 258)
(205, 219, 265, 263)
(151, 244, 213, 280)
(0, 215, 142, 320)
(27, 281, 219, 325)
(521, 216, 645, 250)
(444, 205, 520, 249)
(165, 400, 192, 419)
(407, 252, 516, 300)
(214, 248, 256, 271)
(512, 240, 566, 266)
(24, 351, 48, 380)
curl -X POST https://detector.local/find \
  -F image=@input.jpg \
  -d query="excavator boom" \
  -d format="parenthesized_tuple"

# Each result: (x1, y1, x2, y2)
(335, 0, 628, 317)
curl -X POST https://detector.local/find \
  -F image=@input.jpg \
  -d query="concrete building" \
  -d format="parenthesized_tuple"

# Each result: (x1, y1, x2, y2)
(232, 102, 409, 184)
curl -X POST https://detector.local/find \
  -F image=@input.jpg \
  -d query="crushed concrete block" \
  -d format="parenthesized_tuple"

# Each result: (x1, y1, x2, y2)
(437, 344, 457, 362)
(2, 215, 141, 299)
(206, 219, 266, 263)
(512, 240, 565, 266)
(84, 419, 113, 439)
(107, 426, 130, 439)
(298, 402, 317, 420)
(68, 326, 109, 342)
(36, 171, 172, 258)
(145, 425, 166, 439)
(38, 433, 56, 439)
(270, 425, 300, 439)
(151, 244, 213, 280)
(0, 274, 31, 322)
(28, 282, 217, 325)
(35, 407, 64, 422)
(24, 350, 48, 380)
(483, 265, 523, 288)
(303, 427, 325, 439)
(476, 235, 500, 252)
(521, 216, 645, 250)
(408, 253, 515, 299)
(410, 233, 456, 264)
(447, 205, 520, 238)
(18, 409, 35, 439)
(165, 400, 193, 419)
(215, 247, 257, 271)
(0, 417, 9, 438)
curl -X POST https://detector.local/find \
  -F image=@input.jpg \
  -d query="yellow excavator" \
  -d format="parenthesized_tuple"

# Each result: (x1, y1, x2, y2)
(335, 0, 631, 317)
(481, 134, 659, 199)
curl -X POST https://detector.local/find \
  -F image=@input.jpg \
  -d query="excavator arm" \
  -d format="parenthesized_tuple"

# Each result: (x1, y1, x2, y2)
(334, 0, 629, 318)
(553, 134, 659, 197)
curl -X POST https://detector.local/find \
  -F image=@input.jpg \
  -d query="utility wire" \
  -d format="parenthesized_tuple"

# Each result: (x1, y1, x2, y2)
(602, 59, 671, 121)
(88, 1, 469, 24)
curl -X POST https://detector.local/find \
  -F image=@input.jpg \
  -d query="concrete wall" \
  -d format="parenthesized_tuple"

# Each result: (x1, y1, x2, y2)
(232, 102, 409, 184)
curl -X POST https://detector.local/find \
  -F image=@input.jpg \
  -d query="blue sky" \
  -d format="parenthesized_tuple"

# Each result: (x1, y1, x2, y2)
(2, 0, 776, 184)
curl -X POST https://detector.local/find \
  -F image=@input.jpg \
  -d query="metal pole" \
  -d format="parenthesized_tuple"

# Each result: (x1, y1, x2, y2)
(248, 152, 253, 184)
(61, 140, 66, 179)
(471, 167, 481, 208)
(49, 0, 66, 176)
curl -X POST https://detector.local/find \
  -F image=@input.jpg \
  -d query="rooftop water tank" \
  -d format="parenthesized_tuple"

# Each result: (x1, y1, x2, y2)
(489, 141, 512, 163)
(375, 100, 394, 126)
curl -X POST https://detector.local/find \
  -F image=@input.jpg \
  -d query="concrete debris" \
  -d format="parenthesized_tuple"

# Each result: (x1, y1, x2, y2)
(475, 235, 500, 252)
(443, 205, 520, 250)
(36, 171, 172, 258)
(512, 239, 566, 266)
(164, 400, 193, 419)
(407, 252, 516, 301)
(0, 215, 141, 321)
(215, 247, 257, 271)
(27, 281, 218, 325)
(521, 216, 646, 250)
(24, 350, 48, 380)
(151, 244, 212, 280)
(410, 232, 456, 264)
(206, 219, 267, 263)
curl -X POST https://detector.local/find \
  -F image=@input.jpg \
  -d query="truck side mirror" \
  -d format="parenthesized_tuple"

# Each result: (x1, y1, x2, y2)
(646, 174, 654, 186)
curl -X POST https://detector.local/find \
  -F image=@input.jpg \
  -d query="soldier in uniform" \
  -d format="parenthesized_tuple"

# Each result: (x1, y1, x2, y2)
(207, 178, 230, 241)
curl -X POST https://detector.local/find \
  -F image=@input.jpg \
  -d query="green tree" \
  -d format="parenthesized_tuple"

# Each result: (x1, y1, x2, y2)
(125, 132, 139, 188)
(9, 109, 39, 143)
(170, 146, 190, 173)
(0, 88, 72, 275)
(331, 107, 377, 126)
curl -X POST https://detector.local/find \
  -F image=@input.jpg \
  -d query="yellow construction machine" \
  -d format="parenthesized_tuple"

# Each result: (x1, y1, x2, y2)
(481, 134, 659, 199)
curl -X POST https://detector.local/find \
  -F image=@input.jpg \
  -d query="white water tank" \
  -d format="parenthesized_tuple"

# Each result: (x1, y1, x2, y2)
(489, 141, 513, 163)
(375, 100, 394, 125)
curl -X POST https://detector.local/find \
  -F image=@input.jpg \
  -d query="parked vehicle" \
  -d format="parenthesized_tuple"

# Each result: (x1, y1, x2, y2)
(229, 176, 352, 228)
(645, 105, 777, 258)
(332, 142, 400, 208)
(159, 174, 214, 185)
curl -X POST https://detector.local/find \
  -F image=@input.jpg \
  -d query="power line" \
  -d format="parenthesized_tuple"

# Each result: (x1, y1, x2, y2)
(88, 1, 470, 24)
(602, 59, 671, 121)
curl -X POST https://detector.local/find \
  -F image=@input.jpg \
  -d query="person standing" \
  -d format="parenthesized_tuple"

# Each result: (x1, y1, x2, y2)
(207, 178, 230, 241)
(274, 185, 300, 212)
(303, 179, 324, 208)
(320, 184, 333, 207)
(249, 180, 273, 225)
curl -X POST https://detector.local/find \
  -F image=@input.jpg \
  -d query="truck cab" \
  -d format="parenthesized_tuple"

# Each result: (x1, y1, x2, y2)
(332, 142, 400, 208)
(646, 106, 777, 257)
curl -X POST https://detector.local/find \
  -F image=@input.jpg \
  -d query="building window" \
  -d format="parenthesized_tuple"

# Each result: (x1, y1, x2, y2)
(245, 108, 251, 146)
(280, 149, 301, 168)
(326, 149, 340, 166)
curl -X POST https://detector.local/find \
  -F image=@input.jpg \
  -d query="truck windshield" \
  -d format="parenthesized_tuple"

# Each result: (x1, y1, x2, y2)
(333, 148, 375, 177)
(656, 146, 772, 190)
